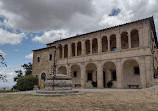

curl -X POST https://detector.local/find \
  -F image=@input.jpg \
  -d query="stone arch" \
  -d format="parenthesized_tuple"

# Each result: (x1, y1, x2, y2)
(92, 38, 98, 54)
(86, 63, 97, 88)
(71, 64, 81, 87)
(85, 40, 90, 54)
(77, 41, 82, 56)
(121, 31, 128, 49)
(131, 29, 139, 48)
(41, 72, 46, 81)
(57, 66, 67, 75)
(123, 59, 140, 88)
(71, 43, 75, 57)
(58, 44, 62, 58)
(110, 34, 116, 51)
(103, 61, 116, 88)
(64, 44, 68, 58)
(102, 36, 108, 52)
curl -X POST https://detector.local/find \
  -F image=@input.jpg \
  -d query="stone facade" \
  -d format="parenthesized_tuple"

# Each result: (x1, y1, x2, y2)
(32, 17, 158, 89)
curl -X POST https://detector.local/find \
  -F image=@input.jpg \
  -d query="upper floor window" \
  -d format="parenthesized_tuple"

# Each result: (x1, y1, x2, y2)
(37, 57, 40, 62)
(131, 29, 139, 48)
(49, 54, 52, 61)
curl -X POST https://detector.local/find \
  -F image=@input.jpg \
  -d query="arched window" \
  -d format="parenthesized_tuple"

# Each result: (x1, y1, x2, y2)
(102, 36, 108, 52)
(71, 43, 75, 57)
(110, 34, 116, 51)
(77, 42, 82, 56)
(92, 38, 98, 54)
(121, 32, 128, 49)
(64, 45, 68, 58)
(58, 44, 62, 58)
(131, 29, 139, 48)
(85, 40, 90, 54)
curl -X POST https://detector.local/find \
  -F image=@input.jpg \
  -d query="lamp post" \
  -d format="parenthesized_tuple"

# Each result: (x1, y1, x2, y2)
(51, 45, 61, 90)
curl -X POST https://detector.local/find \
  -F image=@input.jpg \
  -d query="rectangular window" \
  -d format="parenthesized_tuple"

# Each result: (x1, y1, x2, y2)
(134, 67, 140, 75)
(87, 73, 92, 81)
(112, 71, 117, 81)
(49, 54, 52, 61)
(73, 71, 77, 77)
(37, 57, 40, 62)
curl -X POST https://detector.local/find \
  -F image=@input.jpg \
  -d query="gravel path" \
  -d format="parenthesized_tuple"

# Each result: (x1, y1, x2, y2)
(1, 85, 158, 95)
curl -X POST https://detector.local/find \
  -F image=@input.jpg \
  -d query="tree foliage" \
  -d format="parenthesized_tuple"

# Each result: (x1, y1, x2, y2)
(14, 70, 23, 82)
(14, 62, 32, 82)
(13, 62, 33, 90)
(21, 62, 32, 75)
(0, 54, 7, 82)
(16, 75, 38, 91)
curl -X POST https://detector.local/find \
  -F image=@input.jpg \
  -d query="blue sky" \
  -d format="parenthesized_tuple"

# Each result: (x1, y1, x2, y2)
(0, 0, 158, 88)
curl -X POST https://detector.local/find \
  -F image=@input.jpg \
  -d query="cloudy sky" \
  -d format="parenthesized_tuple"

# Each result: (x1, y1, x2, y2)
(0, 0, 158, 88)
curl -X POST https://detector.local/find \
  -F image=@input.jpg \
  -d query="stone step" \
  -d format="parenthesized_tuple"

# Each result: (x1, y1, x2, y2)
(153, 82, 158, 86)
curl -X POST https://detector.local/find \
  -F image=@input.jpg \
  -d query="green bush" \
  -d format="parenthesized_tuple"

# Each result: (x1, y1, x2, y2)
(17, 76, 38, 91)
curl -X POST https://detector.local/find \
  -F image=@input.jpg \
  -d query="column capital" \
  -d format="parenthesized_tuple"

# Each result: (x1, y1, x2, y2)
(127, 33, 130, 37)
(98, 37, 102, 42)
(107, 36, 110, 40)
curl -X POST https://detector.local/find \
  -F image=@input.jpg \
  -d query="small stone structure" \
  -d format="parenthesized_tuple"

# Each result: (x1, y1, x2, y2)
(36, 74, 79, 95)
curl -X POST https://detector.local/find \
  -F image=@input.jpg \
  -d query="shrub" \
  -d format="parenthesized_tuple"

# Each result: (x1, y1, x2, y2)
(91, 81, 97, 87)
(17, 76, 38, 91)
(107, 80, 113, 88)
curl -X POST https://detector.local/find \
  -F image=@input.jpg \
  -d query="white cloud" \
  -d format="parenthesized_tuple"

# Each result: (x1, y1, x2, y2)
(0, 50, 6, 57)
(0, 29, 25, 45)
(25, 53, 33, 59)
(0, 0, 158, 40)
(99, 9, 134, 27)
(0, 65, 24, 89)
(32, 29, 72, 44)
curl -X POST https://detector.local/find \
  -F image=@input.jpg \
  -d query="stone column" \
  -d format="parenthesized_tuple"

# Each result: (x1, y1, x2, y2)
(97, 61, 103, 88)
(107, 36, 110, 51)
(75, 42, 77, 56)
(128, 33, 131, 48)
(68, 44, 71, 58)
(145, 56, 153, 87)
(67, 65, 71, 77)
(82, 40, 85, 56)
(139, 30, 143, 48)
(116, 36, 121, 50)
(98, 38, 102, 53)
(90, 39, 92, 54)
(140, 56, 147, 88)
(62, 45, 64, 58)
(81, 63, 86, 88)
(116, 59, 123, 88)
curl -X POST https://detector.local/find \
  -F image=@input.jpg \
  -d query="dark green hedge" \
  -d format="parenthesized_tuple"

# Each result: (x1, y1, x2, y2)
(17, 76, 38, 91)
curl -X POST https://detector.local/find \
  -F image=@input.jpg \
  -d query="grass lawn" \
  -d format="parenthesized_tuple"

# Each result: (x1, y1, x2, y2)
(0, 89, 158, 111)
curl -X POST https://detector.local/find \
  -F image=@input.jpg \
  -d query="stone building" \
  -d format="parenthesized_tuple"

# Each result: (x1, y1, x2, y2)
(32, 17, 158, 89)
